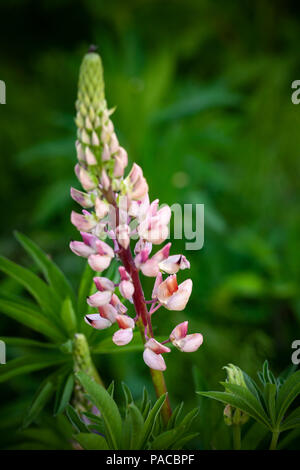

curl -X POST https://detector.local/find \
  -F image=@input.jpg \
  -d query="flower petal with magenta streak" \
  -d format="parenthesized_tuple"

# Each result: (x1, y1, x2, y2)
(93, 277, 115, 292)
(170, 321, 189, 342)
(145, 338, 171, 354)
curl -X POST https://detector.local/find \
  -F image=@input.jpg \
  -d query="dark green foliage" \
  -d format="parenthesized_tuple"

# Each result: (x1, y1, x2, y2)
(70, 373, 199, 450)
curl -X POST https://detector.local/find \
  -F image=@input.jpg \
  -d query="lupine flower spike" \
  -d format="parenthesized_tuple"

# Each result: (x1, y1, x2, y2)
(70, 50, 203, 406)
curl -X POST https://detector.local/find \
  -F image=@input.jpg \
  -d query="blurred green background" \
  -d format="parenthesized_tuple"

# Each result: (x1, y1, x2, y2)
(0, 0, 300, 449)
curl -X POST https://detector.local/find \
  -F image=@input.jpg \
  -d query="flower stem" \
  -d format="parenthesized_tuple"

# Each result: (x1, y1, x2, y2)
(232, 424, 241, 450)
(118, 246, 172, 424)
(103, 190, 172, 424)
(269, 431, 279, 450)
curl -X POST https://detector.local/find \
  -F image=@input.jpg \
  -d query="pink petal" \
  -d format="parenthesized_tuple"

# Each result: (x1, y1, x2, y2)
(166, 279, 192, 311)
(176, 333, 203, 352)
(80, 231, 98, 249)
(110, 294, 128, 314)
(71, 211, 95, 232)
(95, 240, 114, 258)
(95, 198, 109, 219)
(143, 349, 167, 371)
(112, 328, 133, 346)
(145, 338, 171, 354)
(170, 321, 188, 343)
(88, 254, 112, 272)
(157, 275, 178, 304)
(69, 241, 94, 258)
(119, 280, 134, 299)
(141, 259, 159, 277)
(152, 272, 163, 299)
(116, 314, 135, 329)
(87, 290, 112, 307)
(93, 277, 115, 292)
(98, 304, 118, 323)
(84, 314, 111, 330)
(70, 187, 93, 208)
(152, 243, 171, 262)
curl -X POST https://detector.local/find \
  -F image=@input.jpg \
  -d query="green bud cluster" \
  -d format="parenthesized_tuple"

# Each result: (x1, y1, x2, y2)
(223, 364, 249, 427)
(74, 50, 128, 192)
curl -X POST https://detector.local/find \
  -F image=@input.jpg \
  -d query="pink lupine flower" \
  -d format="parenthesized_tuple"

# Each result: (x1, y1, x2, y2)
(71, 51, 203, 386)
(113, 328, 133, 346)
(143, 339, 171, 371)
(116, 314, 135, 329)
(71, 210, 97, 232)
(70, 187, 93, 208)
(118, 267, 134, 299)
(110, 293, 127, 314)
(69, 241, 95, 258)
(98, 304, 119, 323)
(84, 314, 112, 330)
(127, 163, 149, 201)
(119, 280, 134, 299)
(93, 276, 115, 292)
(135, 243, 171, 277)
(87, 290, 112, 307)
(157, 275, 192, 311)
(159, 254, 190, 274)
(95, 198, 109, 219)
(74, 164, 96, 191)
(170, 321, 203, 352)
(138, 201, 171, 245)
(116, 224, 130, 249)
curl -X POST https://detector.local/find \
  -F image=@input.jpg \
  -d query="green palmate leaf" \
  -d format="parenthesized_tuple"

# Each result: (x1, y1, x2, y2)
(243, 371, 264, 404)
(170, 433, 199, 450)
(76, 371, 122, 449)
(277, 427, 300, 449)
(151, 428, 179, 450)
(263, 383, 277, 427)
(66, 405, 89, 433)
(14, 232, 75, 306)
(60, 297, 77, 338)
(122, 382, 133, 408)
(127, 403, 144, 450)
(107, 380, 115, 397)
(0, 353, 69, 383)
(92, 331, 145, 354)
(198, 390, 271, 429)
(0, 297, 65, 342)
(276, 370, 300, 425)
(280, 406, 300, 432)
(54, 373, 74, 416)
(220, 382, 270, 427)
(75, 433, 109, 450)
(242, 421, 269, 450)
(22, 381, 54, 429)
(151, 408, 198, 450)
(167, 402, 184, 430)
(138, 394, 167, 449)
(0, 256, 61, 323)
